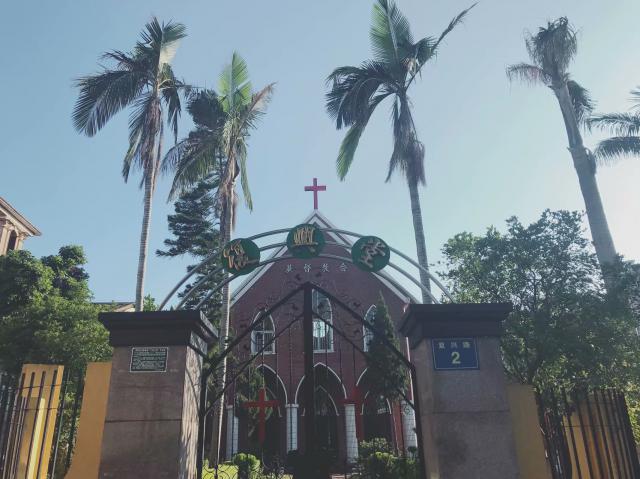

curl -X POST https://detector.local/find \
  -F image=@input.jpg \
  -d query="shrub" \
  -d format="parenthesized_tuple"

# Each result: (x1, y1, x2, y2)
(232, 453, 261, 479)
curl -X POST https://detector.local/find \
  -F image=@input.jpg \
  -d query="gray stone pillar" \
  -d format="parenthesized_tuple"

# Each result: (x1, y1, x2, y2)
(225, 405, 238, 460)
(285, 403, 298, 452)
(400, 400, 417, 453)
(98, 310, 216, 479)
(400, 303, 519, 479)
(344, 403, 358, 463)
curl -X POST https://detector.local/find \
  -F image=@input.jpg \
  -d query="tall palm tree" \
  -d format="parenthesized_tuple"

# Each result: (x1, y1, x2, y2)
(507, 17, 617, 272)
(73, 18, 185, 311)
(588, 89, 640, 163)
(163, 53, 274, 461)
(325, 0, 474, 302)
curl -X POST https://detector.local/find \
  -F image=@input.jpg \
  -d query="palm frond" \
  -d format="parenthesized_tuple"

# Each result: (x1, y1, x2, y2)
(73, 69, 146, 136)
(593, 136, 640, 165)
(159, 64, 182, 142)
(567, 79, 594, 125)
(433, 3, 476, 50)
(370, 0, 413, 66)
(236, 144, 253, 211)
(186, 89, 225, 130)
(588, 113, 640, 136)
(165, 136, 219, 199)
(326, 61, 396, 129)
(388, 97, 425, 184)
(219, 52, 252, 112)
(505, 63, 550, 86)
(525, 17, 577, 80)
(337, 121, 369, 180)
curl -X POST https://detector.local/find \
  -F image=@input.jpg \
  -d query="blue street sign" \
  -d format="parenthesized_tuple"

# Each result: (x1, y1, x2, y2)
(432, 338, 479, 370)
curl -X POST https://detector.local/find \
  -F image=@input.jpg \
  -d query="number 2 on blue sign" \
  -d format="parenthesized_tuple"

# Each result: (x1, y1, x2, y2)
(451, 351, 461, 365)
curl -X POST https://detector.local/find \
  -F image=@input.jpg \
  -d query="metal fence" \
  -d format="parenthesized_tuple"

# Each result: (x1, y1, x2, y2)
(0, 369, 84, 479)
(536, 388, 640, 479)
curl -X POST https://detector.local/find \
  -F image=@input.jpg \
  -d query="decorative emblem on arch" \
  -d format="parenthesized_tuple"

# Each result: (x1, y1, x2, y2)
(286, 223, 325, 258)
(351, 236, 390, 272)
(221, 238, 260, 275)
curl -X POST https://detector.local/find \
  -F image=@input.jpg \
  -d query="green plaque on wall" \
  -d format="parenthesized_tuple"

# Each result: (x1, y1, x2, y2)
(286, 223, 325, 258)
(351, 236, 390, 272)
(221, 238, 260, 275)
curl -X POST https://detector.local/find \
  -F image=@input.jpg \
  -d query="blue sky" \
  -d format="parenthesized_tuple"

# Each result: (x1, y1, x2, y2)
(2, 0, 639, 303)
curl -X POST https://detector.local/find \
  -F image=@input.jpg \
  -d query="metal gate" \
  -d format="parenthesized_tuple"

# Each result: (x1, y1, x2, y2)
(197, 282, 425, 479)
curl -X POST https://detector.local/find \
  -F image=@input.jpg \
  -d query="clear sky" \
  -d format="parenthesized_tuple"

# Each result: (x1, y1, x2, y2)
(2, 0, 639, 303)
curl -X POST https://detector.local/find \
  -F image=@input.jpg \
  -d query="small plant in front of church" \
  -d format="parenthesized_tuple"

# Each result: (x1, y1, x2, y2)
(355, 439, 418, 479)
(232, 453, 261, 479)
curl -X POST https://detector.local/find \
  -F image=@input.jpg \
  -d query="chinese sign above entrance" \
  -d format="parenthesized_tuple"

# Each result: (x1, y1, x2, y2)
(432, 338, 479, 370)
(351, 236, 390, 272)
(221, 238, 260, 275)
(286, 223, 325, 258)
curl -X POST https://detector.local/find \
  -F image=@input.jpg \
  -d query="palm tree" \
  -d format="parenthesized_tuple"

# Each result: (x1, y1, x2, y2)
(588, 89, 640, 163)
(163, 52, 274, 461)
(507, 17, 617, 272)
(325, 0, 474, 302)
(73, 18, 185, 311)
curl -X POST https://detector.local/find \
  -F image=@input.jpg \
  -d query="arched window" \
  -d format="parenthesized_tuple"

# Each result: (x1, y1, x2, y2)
(363, 305, 377, 352)
(312, 290, 333, 352)
(251, 312, 275, 354)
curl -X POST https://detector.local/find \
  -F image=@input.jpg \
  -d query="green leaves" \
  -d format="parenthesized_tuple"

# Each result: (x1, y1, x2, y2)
(370, 0, 413, 66)
(219, 52, 252, 113)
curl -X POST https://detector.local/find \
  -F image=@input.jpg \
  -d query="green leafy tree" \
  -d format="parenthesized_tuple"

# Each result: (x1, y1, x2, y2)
(366, 294, 407, 399)
(157, 178, 223, 320)
(588, 89, 640, 162)
(73, 18, 185, 311)
(441, 210, 639, 390)
(325, 0, 474, 301)
(506, 18, 617, 273)
(0, 248, 111, 374)
(163, 53, 274, 460)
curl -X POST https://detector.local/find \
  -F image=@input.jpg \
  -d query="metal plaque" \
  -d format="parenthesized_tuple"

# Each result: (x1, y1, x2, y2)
(286, 223, 325, 258)
(351, 236, 390, 272)
(432, 338, 479, 370)
(130, 347, 168, 373)
(221, 238, 260, 275)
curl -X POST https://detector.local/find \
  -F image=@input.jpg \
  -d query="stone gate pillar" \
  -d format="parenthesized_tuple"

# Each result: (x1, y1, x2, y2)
(98, 310, 216, 479)
(400, 303, 520, 479)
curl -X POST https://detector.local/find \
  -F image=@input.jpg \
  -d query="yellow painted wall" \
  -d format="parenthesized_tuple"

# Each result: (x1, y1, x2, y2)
(65, 361, 112, 479)
(507, 383, 552, 479)
(15, 364, 64, 479)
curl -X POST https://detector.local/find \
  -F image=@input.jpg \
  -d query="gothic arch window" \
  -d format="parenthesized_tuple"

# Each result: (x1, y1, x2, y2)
(251, 312, 275, 354)
(312, 290, 333, 352)
(363, 305, 377, 352)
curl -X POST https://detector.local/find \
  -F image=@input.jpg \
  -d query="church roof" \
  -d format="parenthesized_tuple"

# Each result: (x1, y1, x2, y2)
(230, 210, 417, 306)
(0, 196, 41, 236)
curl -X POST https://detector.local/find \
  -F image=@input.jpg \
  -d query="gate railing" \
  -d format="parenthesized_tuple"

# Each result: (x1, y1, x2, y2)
(0, 367, 84, 479)
(536, 388, 640, 479)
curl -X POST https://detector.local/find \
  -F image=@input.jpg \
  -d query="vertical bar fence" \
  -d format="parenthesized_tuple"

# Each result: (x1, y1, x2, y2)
(0, 368, 84, 479)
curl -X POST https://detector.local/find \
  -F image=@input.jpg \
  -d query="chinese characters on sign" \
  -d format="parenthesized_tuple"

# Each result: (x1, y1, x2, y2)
(286, 224, 326, 258)
(351, 236, 391, 272)
(431, 338, 479, 370)
(220, 238, 260, 275)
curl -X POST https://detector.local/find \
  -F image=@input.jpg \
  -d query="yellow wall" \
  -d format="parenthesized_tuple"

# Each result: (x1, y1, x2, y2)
(507, 383, 552, 479)
(65, 361, 112, 479)
(15, 364, 64, 479)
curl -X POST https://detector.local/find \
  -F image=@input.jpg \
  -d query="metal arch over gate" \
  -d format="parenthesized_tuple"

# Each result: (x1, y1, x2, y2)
(157, 222, 445, 479)
(159, 225, 454, 310)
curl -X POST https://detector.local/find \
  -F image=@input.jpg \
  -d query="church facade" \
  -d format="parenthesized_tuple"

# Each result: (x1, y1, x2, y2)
(0, 196, 40, 255)
(221, 211, 418, 467)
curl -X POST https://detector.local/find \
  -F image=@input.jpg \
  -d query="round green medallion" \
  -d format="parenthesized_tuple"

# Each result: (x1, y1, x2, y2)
(220, 238, 260, 275)
(286, 223, 326, 259)
(351, 236, 390, 272)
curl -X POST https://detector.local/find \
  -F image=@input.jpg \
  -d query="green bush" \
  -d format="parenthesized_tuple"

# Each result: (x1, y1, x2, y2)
(356, 439, 419, 479)
(232, 453, 261, 479)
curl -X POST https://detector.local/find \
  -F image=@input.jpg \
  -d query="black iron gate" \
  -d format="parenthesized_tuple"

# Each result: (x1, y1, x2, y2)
(0, 368, 84, 479)
(197, 282, 425, 479)
(536, 388, 640, 479)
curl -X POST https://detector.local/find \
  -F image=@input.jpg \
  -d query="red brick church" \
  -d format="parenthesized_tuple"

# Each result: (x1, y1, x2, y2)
(221, 209, 418, 467)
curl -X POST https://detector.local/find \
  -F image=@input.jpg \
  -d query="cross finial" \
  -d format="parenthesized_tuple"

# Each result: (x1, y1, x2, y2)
(304, 178, 327, 210)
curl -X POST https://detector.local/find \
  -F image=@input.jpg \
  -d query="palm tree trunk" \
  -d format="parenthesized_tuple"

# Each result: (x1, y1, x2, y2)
(554, 84, 617, 272)
(407, 177, 432, 303)
(210, 193, 233, 463)
(135, 163, 155, 311)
